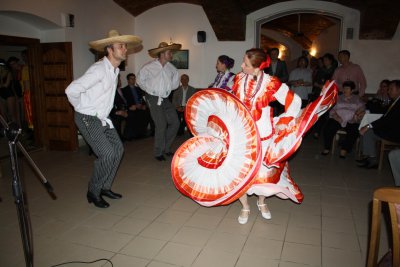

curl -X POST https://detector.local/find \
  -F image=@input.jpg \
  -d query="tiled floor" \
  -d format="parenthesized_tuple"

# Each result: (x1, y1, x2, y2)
(0, 134, 395, 267)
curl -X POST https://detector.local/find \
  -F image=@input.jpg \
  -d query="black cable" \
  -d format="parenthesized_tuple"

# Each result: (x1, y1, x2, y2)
(49, 258, 113, 267)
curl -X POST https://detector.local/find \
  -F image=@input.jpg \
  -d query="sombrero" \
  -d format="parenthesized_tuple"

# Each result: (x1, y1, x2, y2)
(89, 30, 142, 52)
(148, 42, 182, 58)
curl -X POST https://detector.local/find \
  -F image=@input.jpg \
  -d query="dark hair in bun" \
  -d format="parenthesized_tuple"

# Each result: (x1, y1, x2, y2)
(218, 55, 234, 69)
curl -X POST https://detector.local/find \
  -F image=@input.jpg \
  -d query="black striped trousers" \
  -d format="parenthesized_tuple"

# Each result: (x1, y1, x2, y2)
(75, 112, 124, 196)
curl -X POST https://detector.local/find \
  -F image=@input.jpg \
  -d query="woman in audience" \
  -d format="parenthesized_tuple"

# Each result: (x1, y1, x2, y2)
(288, 56, 313, 108)
(312, 53, 337, 138)
(366, 79, 391, 113)
(208, 55, 235, 91)
(321, 81, 365, 158)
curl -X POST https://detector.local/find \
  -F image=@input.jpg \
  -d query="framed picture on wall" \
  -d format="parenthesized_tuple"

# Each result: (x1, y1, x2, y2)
(171, 50, 189, 69)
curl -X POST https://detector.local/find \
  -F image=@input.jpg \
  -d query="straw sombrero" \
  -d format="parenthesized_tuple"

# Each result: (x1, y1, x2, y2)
(148, 42, 182, 58)
(89, 30, 142, 52)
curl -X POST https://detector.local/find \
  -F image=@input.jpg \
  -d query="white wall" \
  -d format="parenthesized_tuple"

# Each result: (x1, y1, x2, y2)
(0, 0, 136, 81)
(312, 23, 340, 59)
(134, 3, 252, 88)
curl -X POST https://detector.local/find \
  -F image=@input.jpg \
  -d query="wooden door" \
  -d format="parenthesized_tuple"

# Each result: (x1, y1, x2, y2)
(40, 42, 77, 151)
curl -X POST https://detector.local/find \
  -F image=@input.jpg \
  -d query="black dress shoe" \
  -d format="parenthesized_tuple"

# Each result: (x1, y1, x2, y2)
(87, 192, 109, 208)
(155, 155, 166, 161)
(101, 189, 122, 199)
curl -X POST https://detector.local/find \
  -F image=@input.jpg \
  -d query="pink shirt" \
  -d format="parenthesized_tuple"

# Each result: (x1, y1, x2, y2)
(332, 62, 367, 96)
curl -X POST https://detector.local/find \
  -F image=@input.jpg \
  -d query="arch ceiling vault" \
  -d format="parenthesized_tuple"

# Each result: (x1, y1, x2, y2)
(114, 0, 400, 41)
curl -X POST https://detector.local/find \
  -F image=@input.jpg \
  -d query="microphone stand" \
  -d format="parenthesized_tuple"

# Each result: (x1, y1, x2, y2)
(0, 115, 55, 267)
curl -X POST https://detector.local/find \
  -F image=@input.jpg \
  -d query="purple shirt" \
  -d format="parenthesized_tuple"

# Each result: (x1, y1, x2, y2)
(330, 94, 365, 127)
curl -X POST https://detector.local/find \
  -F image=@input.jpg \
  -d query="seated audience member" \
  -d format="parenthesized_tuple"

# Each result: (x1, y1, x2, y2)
(110, 76, 130, 140)
(366, 79, 391, 113)
(288, 56, 313, 108)
(321, 81, 365, 158)
(172, 74, 196, 136)
(122, 73, 153, 139)
(358, 80, 400, 168)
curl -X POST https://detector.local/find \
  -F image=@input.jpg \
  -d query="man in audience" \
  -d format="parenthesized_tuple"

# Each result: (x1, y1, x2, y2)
(110, 75, 130, 140)
(172, 74, 196, 136)
(122, 73, 152, 139)
(358, 80, 400, 168)
(137, 42, 181, 161)
(332, 50, 367, 96)
(265, 48, 289, 116)
(264, 48, 289, 82)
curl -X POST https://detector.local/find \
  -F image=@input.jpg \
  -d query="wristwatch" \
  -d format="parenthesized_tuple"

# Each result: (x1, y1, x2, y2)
(367, 124, 373, 129)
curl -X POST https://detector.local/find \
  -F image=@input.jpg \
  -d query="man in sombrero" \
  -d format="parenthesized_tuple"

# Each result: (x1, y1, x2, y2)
(137, 42, 181, 161)
(65, 30, 142, 208)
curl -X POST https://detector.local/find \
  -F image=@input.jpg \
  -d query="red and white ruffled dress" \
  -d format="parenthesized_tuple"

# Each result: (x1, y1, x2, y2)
(171, 71, 337, 207)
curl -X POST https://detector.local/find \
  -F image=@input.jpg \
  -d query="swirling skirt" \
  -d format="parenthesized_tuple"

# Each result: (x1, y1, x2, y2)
(171, 82, 337, 206)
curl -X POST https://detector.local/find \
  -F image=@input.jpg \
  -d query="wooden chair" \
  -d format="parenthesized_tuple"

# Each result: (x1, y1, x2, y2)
(367, 187, 400, 267)
(378, 140, 400, 170)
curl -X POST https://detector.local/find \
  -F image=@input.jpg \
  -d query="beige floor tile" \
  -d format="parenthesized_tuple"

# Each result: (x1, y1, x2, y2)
(195, 205, 230, 218)
(154, 242, 202, 266)
(322, 231, 360, 251)
(249, 220, 287, 241)
(59, 225, 133, 252)
(170, 196, 200, 212)
(140, 221, 180, 241)
(192, 248, 238, 267)
(171, 226, 212, 246)
(321, 203, 353, 219)
(291, 203, 321, 216)
(147, 261, 178, 267)
(216, 217, 253, 235)
(204, 231, 247, 254)
(34, 219, 78, 239)
(281, 242, 321, 266)
(322, 217, 356, 234)
(236, 253, 279, 267)
(288, 213, 321, 230)
(155, 209, 193, 226)
(119, 236, 166, 259)
(279, 262, 314, 267)
(110, 254, 149, 267)
(242, 236, 283, 260)
(322, 247, 363, 267)
(112, 217, 151, 235)
(184, 213, 223, 230)
(285, 226, 321, 246)
(82, 212, 123, 229)
(127, 205, 165, 220)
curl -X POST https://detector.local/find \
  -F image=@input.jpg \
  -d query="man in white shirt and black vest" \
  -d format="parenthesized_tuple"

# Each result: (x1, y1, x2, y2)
(65, 30, 142, 208)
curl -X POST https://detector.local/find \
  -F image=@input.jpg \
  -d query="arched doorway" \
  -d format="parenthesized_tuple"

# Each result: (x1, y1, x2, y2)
(256, 11, 341, 71)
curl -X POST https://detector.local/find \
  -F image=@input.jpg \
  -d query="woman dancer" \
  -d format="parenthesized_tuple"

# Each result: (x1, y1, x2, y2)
(171, 49, 336, 224)
(209, 55, 235, 91)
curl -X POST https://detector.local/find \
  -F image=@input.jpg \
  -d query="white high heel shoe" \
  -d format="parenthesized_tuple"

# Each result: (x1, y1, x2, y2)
(238, 208, 250, 224)
(257, 201, 271, 220)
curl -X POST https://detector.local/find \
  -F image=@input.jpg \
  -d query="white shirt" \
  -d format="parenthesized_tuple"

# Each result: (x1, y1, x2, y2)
(181, 86, 188, 106)
(65, 57, 119, 127)
(288, 68, 312, 100)
(137, 59, 179, 105)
